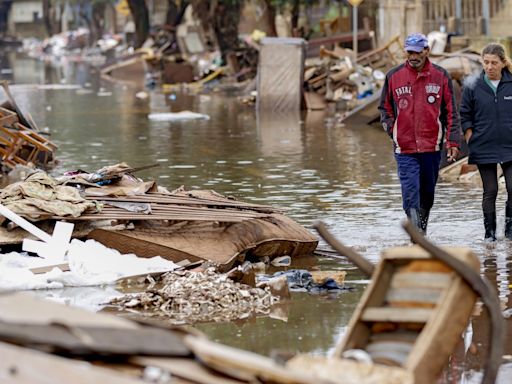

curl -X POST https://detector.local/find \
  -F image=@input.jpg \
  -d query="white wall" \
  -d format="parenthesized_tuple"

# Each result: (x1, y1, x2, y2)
(11, 1, 43, 23)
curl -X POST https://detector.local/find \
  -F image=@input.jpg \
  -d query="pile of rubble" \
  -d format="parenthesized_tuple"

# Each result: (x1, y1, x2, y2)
(303, 36, 403, 111)
(110, 268, 279, 324)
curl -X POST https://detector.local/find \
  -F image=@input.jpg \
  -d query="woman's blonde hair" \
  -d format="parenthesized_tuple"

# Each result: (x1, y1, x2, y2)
(482, 43, 512, 72)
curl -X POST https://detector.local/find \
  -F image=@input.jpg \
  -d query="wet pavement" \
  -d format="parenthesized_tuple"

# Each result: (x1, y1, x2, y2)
(1, 50, 512, 382)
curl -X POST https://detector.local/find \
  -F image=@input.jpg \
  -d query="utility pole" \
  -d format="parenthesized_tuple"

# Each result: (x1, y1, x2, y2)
(482, 0, 490, 36)
(455, 0, 462, 34)
(348, 0, 364, 63)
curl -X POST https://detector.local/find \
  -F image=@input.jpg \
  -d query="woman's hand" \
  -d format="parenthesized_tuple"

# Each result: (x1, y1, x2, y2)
(464, 128, 473, 143)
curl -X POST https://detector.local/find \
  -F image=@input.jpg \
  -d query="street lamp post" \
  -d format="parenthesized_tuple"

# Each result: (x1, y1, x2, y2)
(348, 0, 364, 63)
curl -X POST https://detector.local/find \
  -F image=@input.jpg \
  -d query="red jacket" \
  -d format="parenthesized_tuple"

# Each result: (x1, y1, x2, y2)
(378, 58, 461, 154)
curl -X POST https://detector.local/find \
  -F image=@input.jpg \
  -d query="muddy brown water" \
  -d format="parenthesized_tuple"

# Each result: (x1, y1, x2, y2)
(2, 51, 511, 382)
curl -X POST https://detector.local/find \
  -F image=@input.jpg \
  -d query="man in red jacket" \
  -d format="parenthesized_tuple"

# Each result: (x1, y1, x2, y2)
(379, 32, 461, 235)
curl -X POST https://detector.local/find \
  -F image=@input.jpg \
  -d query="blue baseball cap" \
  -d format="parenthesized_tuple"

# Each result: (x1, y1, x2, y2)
(404, 33, 429, 52)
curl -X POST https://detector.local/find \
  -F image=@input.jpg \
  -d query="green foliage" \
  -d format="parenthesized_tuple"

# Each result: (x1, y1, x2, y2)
(47, 0, 116, 5)
(217, 0, 243, 6)
(270, 0, 318, 9)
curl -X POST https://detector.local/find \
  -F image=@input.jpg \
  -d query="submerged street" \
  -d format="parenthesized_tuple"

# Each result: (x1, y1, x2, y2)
(2, 50, 512, 382)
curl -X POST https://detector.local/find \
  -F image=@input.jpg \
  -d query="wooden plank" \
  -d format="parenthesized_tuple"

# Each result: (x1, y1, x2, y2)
(0, 322, 190, 357)
(184, 335, 327, 384)
(0, 341, 146, 384)
(390, 272, 451, 290)
(30, 263, 69, 274)
(286, 355, 413, 384)
(88, 195, 278, 213)
(133, 357, 245, 384)
(405, 264, 478, 383)
(361, 307, 433, 323)
(0, 293, 137, 329)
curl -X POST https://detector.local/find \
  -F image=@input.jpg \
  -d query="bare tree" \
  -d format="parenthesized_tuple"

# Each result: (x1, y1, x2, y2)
(127, 0, 150, 48)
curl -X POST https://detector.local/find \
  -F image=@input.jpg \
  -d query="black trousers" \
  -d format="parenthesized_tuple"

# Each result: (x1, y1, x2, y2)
(477, 161, 512, 213)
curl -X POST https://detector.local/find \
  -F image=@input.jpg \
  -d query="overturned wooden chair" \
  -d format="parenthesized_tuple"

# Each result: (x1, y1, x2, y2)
(0, 104, 57, 171)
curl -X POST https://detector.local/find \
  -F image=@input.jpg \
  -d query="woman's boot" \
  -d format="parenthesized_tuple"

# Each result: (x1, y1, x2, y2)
(505, 205, 512, 240)
(483, 211, 497, 242)
(419, 208, 430, 235)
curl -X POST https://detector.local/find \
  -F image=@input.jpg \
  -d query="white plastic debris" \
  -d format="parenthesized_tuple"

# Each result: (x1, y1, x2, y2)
(148, 111, 210, 121)
(0, 203, 74, 261)
(0, 239, 179, 291)
(135, 91, 149, 99)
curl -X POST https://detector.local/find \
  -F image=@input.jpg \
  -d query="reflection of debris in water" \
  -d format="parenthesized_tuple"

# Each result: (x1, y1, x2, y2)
(109, 268, 279, 325)
(30, 286, 123, 312)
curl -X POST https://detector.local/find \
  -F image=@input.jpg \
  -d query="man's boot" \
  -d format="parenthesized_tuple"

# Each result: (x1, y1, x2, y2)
(483, 211, 497, 242)
(419, 208, 430, 235)
(407, 208, 422, 232)
(505, 205, 512, 240)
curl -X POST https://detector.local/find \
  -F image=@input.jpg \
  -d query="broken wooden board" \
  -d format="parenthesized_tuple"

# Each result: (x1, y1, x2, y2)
(0, 292, 137, 329)
(30, 263, 70, 274)
(0, 341, 147, 384)
(286, 354, 413, 384)
(88, 213, 318, 272)
(132, 357, 244, 384)
(0, 322, 190, 357)
(334, 245, 479, 384)
(439, 155, 485, 185)
(183, 335, 330, 384)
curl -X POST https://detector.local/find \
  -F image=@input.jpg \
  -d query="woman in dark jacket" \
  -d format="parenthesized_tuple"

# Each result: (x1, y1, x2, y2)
(460, 43, 512, 241)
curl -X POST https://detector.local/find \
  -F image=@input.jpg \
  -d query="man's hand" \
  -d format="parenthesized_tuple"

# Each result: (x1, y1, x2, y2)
(447, 147, 459, 163)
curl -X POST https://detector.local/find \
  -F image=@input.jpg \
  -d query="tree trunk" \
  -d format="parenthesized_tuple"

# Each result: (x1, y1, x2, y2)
(127, 0, 150, 48)
(78, 2, 93, 46)
(290, 0, 300, 36)
(213, 1, 240, 63)
(91, 2, 106, 44)
(42, 0, 53, 37)
(105, 2, 118, 34)
(263, 0, 277, 36)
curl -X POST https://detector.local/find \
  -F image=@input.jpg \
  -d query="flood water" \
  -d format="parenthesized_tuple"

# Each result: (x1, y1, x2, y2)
(2, 51, 512, 382)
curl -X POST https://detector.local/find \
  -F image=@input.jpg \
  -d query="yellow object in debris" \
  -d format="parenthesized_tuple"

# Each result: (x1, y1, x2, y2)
(162, 67, 225, 91)
(116, 0, 130, 16)
(251, 29, 266, 43)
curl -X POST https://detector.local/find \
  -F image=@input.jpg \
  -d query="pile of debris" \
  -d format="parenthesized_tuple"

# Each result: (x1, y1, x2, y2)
(0, 163, 318, 272)
(111, 268, 278, 324)
(303, 36, 403, 112)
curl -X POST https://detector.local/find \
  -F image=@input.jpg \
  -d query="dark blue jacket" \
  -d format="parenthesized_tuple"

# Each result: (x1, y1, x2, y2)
(460, 70, 512, 164)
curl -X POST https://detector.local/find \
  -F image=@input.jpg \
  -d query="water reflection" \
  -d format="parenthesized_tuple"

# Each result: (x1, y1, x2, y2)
(3, 51, 512, 382)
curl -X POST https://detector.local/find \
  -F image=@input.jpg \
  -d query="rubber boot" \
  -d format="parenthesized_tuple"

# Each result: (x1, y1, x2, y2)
(483, 211, 497, 242)
(419, 208, 430, 235)
(505, 205, 512, 240)
(407, 208, 422, 236)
